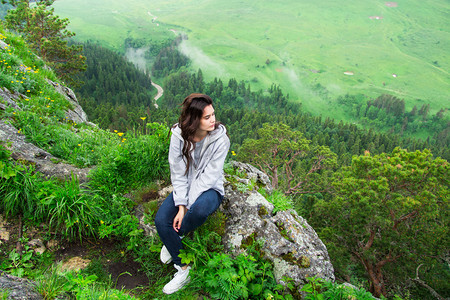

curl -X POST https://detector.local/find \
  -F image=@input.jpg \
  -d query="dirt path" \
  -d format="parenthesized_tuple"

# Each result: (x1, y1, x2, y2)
(151, 81, 163, 108)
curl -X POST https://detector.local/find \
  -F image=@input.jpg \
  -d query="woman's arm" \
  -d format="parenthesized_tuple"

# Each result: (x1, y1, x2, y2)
(168, 133, 190, 207)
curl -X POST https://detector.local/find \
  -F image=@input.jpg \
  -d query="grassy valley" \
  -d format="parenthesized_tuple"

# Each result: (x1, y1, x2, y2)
(52, 0, 449, 121)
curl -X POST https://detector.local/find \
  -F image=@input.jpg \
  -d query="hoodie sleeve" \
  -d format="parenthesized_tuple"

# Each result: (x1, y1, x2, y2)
(168, 133, 189, 207)
(188, 135, 230, 201)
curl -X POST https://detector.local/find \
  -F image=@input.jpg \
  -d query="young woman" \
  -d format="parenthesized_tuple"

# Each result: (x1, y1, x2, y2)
(155, 93, 230, 294)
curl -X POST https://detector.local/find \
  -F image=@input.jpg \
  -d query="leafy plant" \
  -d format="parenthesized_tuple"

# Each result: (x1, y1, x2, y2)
(0, 289, 9, 300)
(301, 276, 381, 300)
(260, 189, 294, 213)
(0, 161, 44, 221)
(2, 243, 36, 277)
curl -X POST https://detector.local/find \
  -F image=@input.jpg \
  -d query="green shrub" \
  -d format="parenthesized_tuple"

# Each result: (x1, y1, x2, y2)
(0, 160, 44, 221)
(34, 263, 69, 300)
(43, 174, 104, 241)
(301, 276, 381, 300)
(260, 189, 294, 213)
(89, 123, 170, 195)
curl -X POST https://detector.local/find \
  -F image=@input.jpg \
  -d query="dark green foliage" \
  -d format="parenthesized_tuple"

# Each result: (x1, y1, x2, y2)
(313, 148, 449, 298)
(337, 93, 449, 158)
(3, 0, 86, 86)
(74, 41, 169, 132)
(301, 276, 377, 300)
(191, 240, 292, 300)
(151, 36, 189, 78)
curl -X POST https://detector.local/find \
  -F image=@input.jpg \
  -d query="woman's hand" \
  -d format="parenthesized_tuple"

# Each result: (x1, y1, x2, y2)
(173, 205, 187, 232)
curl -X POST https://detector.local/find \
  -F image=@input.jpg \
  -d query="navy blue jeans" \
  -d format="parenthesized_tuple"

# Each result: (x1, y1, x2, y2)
(155, 189, 223, 266)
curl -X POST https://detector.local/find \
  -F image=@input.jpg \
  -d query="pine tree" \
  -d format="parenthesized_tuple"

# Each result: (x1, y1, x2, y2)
(3, 0, 86, 85)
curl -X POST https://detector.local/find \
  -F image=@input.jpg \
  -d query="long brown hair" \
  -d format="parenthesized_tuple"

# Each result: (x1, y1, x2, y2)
(178, 93, 215, 174)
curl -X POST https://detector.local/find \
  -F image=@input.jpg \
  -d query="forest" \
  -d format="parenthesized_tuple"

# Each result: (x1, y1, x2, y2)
(0, 1, 449, 299)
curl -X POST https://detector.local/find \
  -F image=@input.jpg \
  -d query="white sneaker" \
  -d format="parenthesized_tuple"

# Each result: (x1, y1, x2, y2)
(160, 245, 172, 264)
(162, 265, 191, 294)
(160, 236, 183, 264)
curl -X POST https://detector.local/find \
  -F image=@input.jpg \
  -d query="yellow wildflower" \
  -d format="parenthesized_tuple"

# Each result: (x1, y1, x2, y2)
(117, 132, 124, 137)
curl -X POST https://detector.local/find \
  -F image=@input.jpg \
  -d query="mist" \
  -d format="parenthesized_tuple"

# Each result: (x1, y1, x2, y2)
(124, 47, 149, 74)
(179, 40, 228, 78)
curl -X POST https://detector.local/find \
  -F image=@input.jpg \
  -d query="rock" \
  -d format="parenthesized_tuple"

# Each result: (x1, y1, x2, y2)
(0, 216, 10, 244)
(28, 239, 46, 255)
(158, 185, 173, 198)
(45, 79, 91, 125)
(221, 162, 334, 293)
(0, 87, 23, 112)
(134, 204, 158, 237)
(60, 256, 90, 272)
(0, 271, 43, 300)
(46, 239, 58, 250)
(230, 161, 273, 193)
(0, 120, 92, 182)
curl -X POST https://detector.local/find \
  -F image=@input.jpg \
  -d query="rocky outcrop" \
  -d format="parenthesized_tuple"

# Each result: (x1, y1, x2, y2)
(221, 162, 335, 293)
(0, 271, 43, 300)
(0, 120, 91, 182)
(0, 84, 93, 182)
(45, 80, 93, 126)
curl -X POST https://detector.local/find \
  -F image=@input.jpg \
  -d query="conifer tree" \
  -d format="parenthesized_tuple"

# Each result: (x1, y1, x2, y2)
(2, 0, 86, 85)
(314, 148, 449, 298)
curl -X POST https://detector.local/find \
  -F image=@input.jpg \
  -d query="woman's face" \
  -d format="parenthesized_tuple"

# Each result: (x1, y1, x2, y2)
(198, 104, 216, 133)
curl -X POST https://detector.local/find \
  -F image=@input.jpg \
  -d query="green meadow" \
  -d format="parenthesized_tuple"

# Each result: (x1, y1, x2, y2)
(52, 0, 449, 120)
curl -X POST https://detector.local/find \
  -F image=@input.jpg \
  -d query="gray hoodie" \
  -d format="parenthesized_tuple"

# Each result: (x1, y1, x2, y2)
(169, 123, 230, 209)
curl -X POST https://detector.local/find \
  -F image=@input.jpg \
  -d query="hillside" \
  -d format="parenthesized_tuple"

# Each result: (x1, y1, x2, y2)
(0, 14, 448, 299)
(51, 0, 450, 121)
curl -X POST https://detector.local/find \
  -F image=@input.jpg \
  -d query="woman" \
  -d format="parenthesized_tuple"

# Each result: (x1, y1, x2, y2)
(155, 93, 230, 294)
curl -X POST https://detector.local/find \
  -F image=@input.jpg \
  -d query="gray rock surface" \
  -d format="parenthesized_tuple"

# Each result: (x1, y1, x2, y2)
(0, 82, 93, 182)
(230, 160, 273, 193)
(0, 271, 43, 300)
(0, 120, 91, 182)
(221, 162, 335, 292)
(0, 88, 22, 111)
(46, 79, 93, 126)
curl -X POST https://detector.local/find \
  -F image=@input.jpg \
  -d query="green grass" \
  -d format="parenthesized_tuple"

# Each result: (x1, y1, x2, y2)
(52, 0, 449, 120)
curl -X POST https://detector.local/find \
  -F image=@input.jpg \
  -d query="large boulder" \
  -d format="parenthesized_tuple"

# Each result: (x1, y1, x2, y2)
(221, 162, 335, 293)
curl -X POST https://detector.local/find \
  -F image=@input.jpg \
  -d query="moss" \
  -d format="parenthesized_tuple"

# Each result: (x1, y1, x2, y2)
(282, 252, 311, 268)
(16, 158, 35, 166)
(204, 211, 227, 237)
(142, 200, 158, 215)
(240, 232, 257, 250)
(290, 212, 307, 229)
(275, 221, 295, 244)
(258, 205, 269, 218)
